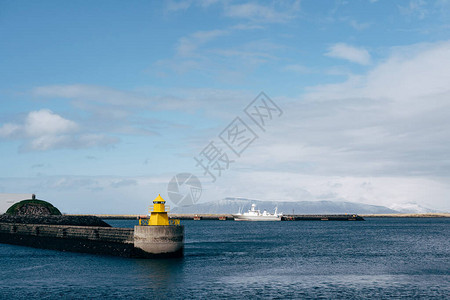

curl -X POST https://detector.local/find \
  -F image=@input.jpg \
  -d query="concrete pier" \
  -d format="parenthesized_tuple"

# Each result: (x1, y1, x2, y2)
(0, 222, 184, 258)
(134, 225, 184, 257)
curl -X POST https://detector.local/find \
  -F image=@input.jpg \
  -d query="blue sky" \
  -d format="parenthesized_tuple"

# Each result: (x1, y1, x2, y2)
(1, 0, 449, 213)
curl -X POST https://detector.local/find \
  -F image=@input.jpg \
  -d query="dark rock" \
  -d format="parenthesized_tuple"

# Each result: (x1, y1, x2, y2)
(17, 204, 52, 216)
(0, 215, 111, 227)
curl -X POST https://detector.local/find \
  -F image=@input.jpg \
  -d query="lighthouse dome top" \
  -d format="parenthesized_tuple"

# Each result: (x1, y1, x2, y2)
(153, 194, 166, 204)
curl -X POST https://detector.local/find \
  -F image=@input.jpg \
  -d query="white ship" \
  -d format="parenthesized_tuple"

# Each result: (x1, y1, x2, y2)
(233, 203, 282, 221)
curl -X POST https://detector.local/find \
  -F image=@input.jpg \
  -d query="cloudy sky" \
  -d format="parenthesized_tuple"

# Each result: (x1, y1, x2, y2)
(1, 0, 449, 213)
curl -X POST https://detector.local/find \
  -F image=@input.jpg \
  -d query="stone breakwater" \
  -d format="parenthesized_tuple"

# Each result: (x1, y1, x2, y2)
(0, 221, 184, 258)
(0, 215, 112, 227)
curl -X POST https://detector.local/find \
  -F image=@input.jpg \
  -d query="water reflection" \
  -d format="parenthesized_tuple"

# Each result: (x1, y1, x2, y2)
(132, 257, 185, 292)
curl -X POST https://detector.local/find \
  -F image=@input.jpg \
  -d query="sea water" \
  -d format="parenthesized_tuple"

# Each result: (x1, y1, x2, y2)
(0, 218, 448, 299)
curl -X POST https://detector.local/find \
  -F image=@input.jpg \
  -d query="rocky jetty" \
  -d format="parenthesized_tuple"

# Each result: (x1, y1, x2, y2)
(0, 194, 184, 258)
(0, 215, 111, 227)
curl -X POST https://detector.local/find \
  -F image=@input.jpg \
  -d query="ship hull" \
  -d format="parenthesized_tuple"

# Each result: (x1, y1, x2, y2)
(232, 215, 281, 221)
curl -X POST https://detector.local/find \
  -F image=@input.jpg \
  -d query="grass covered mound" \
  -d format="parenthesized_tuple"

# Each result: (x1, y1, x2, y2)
(0, 215, 111, 227)
(2, 198, 111, 227)
(6, 199, 62, 216)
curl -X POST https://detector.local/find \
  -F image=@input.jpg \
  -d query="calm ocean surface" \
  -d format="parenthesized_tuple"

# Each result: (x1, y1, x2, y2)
(0, 218, 448, 299)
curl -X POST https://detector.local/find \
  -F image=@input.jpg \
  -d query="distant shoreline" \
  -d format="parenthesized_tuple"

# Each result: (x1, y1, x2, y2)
(66, 213, 450, 219)
(359, 213, 450, 218)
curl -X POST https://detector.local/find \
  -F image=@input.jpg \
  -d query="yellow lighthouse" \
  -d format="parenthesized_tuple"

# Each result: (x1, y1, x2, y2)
(139, 194, 180, 226)
(149, 194, 169, 225)
(134, 194, 184, 257)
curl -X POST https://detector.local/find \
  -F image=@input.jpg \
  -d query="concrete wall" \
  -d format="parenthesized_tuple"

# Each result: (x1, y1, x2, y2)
(0, 222, 136, 257)
(0, 223, 134, 242)
(134, 225, 184, 257)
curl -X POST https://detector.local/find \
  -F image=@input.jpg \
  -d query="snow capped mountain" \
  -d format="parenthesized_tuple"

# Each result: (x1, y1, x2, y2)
(170, 197, 399, 214)
(388, 202, 440, 214)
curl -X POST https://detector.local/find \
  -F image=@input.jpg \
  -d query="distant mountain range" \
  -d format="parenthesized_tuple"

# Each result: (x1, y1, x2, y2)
(170, 197, 404, 214)
(387, 202, 440, 214)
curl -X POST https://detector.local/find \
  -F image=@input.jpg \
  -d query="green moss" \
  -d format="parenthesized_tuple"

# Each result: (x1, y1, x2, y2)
(5, 199, 62, 216)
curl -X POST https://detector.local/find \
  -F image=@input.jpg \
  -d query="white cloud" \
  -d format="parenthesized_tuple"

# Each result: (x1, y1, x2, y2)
(165, 0, 220, 12)
(33, 83, 253, 119)
(165, 0, 192, 12)
(349, 20, 370, 31)
(210, 39, 281, 66)
(33, 84, 149, 107)
(0, 109, 77, 139)
(225, 3, 279, 20)
(283, 64, 312, 74)
(325, 43, 371, 65)
(32, 84, 170, 135)
(231, 23, 264, 30)
(76, 134, 118, 148)
(160, 24, 285, 78)
(224, 2, 299, 23)
(24, 109, 78, 137)
(0, 109, 117, 151)
(0, 123, 20, 137)
(198, 0, 219, 7)
(18, 38, 450, 210)
(176, 29, 228, 57)
(398, 0, 428, 20)
(200, 172, 450, 212)
(364, 42, 450, 105)
(165, 1, 300, 23)
(28, 135, 70, 151)
(110, 179, 138, 188)
(202, 41, 450, 211)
